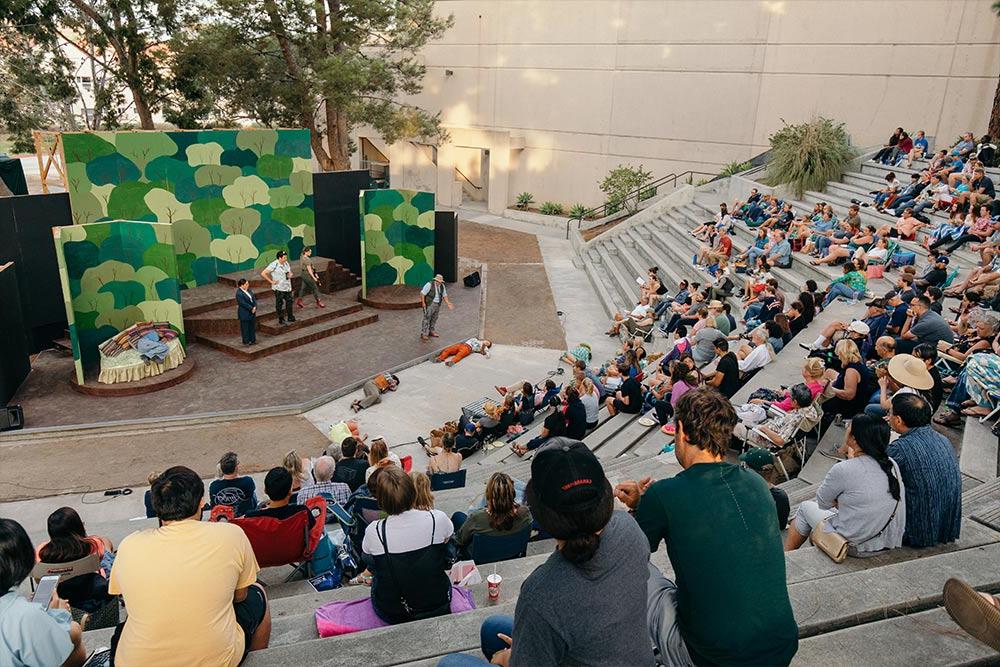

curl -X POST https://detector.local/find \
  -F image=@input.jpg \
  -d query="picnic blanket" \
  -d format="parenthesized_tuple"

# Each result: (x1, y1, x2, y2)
(315, 586, 475, 638)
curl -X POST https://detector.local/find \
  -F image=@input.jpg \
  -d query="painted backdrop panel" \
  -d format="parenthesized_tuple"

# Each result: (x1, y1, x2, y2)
(359, 189, 435, 297)
(54, 220, 184, 384)
(61, 129, 314, 288)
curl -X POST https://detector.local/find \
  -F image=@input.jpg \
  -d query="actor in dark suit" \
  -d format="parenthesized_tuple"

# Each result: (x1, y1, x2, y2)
(236, 278, 257, 345)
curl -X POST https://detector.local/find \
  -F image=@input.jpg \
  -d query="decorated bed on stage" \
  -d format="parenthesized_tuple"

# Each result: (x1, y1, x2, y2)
(97, 322, 185, 384)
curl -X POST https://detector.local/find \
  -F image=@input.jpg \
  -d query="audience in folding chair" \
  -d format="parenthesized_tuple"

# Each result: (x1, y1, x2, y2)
(450, 473, 531, 560)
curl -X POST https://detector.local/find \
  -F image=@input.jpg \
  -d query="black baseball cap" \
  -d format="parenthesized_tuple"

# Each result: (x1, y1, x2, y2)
(530, 439, 607, 513)
(866, 298, 886, 309)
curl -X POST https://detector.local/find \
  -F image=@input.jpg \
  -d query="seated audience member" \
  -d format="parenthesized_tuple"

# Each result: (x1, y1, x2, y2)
(511, 397, 564, 456)
(785, 414, 905, 556)
(452, 422, 482, 458)
(822, 340, 877, 426)
(738, 448, 791, 530)
(804, 319, 869, 356)
(887, 394, 962, 548)
(143, 471, 159, 519)
(440, 440, 655, 667)
(614, 389, 798, 665)
(876, 207, 927, 241)
(705, 338, 741, 398)
(562, 386, 588, 439)
(606, 364, 643, 416)
(912, 344, 944, 412)
(661, 291, 704, 335)
(36, 507, 116, 611)
(282, 450, 312, 495)
(451, 473, 532, 558)
(866, 353, 934, 418)
(752, 358, 829, 412)
(110, 466, 271, 665)
(823, 262, 867, 307)
(366, 438, 401, 483)
(691, 319, 724, 365)
(427, 433, 464, 474)
(734, 383, 815, 449)
(0, 518, 88, 667)
(411, 472, 435, 511)
(606, 296, 654, 337)
(209, 451, 259, 516)
(362, 466, 454, 625)
(654, 279, 689, 320)
(644, 358, 701, 432)
(297, 455, 351, 506)
(579, 377, 601, 429)
(943, 577, 1000, 653)
(736, 327, 776, 375)
(535, 379, 561, 408)
(897, 295, 955, 353)
(915, 256, 950, 292)
(333, 437, 370, 491)
(435, 338, 492, 366)
(872, 127, 903, 164)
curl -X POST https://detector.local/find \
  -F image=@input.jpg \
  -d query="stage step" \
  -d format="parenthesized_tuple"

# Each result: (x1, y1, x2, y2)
(194, 310, 379, 361)
(185, 292, 363, 337)
(216, 256, 357, 291)
(50, 337, 73, 354)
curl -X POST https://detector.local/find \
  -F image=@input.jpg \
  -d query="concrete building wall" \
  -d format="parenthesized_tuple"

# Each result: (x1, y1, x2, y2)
(357, 0, 1000, 213)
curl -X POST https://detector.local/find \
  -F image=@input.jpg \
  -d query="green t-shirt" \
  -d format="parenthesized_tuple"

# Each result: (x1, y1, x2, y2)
(635, 462, 798, 666)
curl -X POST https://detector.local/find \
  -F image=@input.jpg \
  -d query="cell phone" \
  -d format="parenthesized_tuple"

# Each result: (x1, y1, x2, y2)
(33, 575, 60, 609)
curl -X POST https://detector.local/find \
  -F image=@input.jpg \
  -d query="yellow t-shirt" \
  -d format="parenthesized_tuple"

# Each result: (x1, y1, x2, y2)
(108, 520, 260, 667)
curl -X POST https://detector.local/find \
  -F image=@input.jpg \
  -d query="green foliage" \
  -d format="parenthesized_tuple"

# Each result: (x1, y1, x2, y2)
(569, 203, 587, 218)
(639, 186, 658, 201)
(766, 117, 858, 199)
(515, 192, 534, 209)
(719, 160, 753, 178)
(361, 189, 435, 292)
(599, 164, 652, 214)
(539, 202, 565, 215)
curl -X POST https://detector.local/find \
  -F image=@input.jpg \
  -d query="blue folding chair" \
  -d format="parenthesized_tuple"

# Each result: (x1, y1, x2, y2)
(429, 469, 467, 491)
(469, 527, 531, 565)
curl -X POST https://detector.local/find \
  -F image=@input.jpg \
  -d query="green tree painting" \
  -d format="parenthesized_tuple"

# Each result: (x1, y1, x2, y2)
(359, 189, 435, 297)
(62, 129, 314, 288)
(54, 221, 185, 385)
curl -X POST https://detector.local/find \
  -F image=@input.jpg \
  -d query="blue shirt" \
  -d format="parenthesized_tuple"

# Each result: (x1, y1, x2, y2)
(914, 137, 928, 152)
(811, 219, 836, 233)
(0, 589, 74, 667)
(767, 240, 792, 265)
(887, 426, 962, 548)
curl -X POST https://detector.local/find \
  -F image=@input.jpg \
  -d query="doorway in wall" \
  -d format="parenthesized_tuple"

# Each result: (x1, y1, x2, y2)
(360, 138, 390, 188)
(453, 146, 488, 207)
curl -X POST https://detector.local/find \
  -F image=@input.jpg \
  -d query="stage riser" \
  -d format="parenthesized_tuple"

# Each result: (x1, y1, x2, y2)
(216, 260, 360, 292)
(68, 359, 197, 397)
(194, 314, 379, 361)
(185, 303, 363, 337)
(183, 298, 236, 316)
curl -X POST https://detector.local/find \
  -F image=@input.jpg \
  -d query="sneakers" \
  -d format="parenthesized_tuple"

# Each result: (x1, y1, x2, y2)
(295, 297, 304, 308)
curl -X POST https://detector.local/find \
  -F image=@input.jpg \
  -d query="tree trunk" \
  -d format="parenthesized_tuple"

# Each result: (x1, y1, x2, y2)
(324, 102, 350, 170)
(990, 74, 1000, 141)
(132, 89, 155, 129)
(0, 178, 13, 197)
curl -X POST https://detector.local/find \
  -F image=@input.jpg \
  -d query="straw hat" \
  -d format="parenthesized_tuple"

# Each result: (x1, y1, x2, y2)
(887, 354, 934, 391)
(708, 300, 724, 310)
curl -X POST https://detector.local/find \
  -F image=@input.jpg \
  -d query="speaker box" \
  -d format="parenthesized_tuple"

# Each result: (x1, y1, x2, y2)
(463, 271, 481, 288)
(0, 404, 24, 431)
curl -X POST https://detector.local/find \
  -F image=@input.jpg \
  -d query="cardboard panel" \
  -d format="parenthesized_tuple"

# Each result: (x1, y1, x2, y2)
(0, 263, 30, 404)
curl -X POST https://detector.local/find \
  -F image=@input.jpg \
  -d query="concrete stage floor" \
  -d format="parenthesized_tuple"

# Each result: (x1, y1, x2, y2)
(10, 281, 481, 429)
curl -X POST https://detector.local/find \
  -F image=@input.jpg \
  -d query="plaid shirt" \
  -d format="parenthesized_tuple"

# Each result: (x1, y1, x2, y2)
(297, 480, 351, 506)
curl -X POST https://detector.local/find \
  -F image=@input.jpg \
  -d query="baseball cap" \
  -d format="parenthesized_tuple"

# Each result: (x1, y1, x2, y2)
(935, 256, 950, 265)
(739, 447, 774, 472)
(865, 298, 886, 309)
(847, 321, 871, 336)
(530, 439, 608, 513)
(464, 422, 477, 433)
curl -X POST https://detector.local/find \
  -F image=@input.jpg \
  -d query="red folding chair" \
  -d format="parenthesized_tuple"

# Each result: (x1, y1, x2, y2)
(212, 497, 327, 580)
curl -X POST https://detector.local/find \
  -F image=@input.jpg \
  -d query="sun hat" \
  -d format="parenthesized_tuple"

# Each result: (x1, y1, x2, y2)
(888, 354, 934, 390)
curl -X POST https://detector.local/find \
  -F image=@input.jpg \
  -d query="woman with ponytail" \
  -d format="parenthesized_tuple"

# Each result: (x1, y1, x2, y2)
(36, 507, 116, 611)
(450, 473, 531, 557)
(785, 414, 906, 555)
(438, 439, 655, 667)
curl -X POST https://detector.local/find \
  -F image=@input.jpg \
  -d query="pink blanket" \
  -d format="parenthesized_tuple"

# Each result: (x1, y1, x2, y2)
(315, 586, 476, 637)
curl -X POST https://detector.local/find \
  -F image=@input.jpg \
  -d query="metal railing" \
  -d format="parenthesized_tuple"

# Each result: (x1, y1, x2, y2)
(565, 170, 717, 239)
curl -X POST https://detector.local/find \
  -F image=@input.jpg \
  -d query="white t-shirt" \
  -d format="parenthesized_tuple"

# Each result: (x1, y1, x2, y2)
(265, 260, 292, 292)
(580, 391, 600, 423)
(738, 343, 774, 373)
(629, 304, 652, 319)
(362, 509, 454, 556)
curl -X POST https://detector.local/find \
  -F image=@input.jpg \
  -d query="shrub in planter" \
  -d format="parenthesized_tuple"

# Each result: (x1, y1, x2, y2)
(569, 203, 587, 218)
(515, 192, 534, 209)
(540, 201, 565, 215)
(767, 117, 857, 198)
(599, 164, 652, 214)
(719, 160, 752, 178)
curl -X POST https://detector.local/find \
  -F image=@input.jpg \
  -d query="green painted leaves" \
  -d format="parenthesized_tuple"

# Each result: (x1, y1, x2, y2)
(360, 189, 435, 293)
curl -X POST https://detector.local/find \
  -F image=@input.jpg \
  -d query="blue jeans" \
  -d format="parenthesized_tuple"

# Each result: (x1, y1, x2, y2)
(889, 197, 916, 216)
(438, 615, 515, 666)
(747, 246, 766, 264)
(912, 200, 935, 216)
(824, 283, 861, 306)
(874, 192, 890, 207)
(744, 302, 763, 321)
(947, 370, 970, 410)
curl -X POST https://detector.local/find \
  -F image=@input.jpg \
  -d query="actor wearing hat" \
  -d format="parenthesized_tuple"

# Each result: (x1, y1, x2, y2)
(437, 438, 655, 667)
(739, 447, 791, 530)
(420, 274, 453, 341)
(865, 353, 934, 418)
(615, 388, 798, 666)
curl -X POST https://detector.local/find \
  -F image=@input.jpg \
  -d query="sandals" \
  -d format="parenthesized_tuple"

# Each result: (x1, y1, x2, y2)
(347, 573, 373, 587)
(933, 410, 963, 427)
(944, 578, 1000, 652)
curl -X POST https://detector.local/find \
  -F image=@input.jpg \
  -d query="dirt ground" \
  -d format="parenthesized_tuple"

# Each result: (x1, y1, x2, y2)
(0, 415, 329, 502)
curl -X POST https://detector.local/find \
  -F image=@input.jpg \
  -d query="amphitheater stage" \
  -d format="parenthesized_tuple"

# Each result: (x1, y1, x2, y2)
(7, 279, 482, 430)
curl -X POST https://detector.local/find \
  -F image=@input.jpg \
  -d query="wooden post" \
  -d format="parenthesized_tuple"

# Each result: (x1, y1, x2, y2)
(33, 131, 48, 194)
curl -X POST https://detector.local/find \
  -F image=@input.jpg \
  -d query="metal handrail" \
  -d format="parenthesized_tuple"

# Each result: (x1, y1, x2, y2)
(455, 166, 483, 190)
(565, 169, 717, 239)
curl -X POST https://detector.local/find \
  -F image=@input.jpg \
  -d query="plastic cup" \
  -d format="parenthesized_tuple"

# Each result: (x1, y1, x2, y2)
(487, 573, 502, 601)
